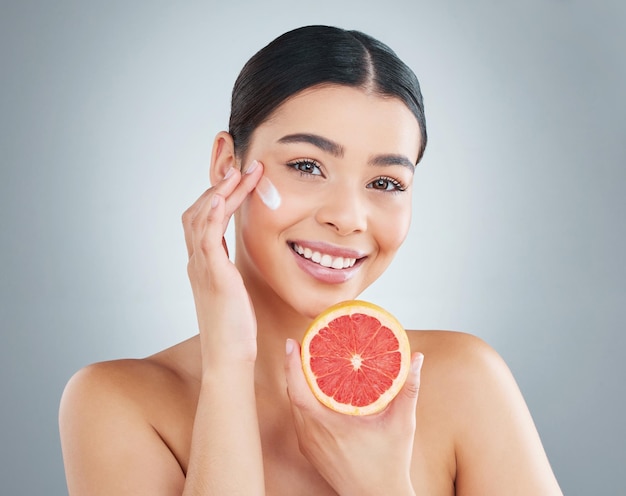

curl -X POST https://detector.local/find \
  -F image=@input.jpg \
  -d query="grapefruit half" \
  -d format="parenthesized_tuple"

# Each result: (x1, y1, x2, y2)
(301, 300, 411, 416)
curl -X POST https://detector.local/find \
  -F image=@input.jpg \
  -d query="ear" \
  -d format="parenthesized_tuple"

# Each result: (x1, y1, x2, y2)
(209, 131, 238, 186)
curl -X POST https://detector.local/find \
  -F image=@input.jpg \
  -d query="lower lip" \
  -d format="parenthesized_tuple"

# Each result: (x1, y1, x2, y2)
(290, 247, 363, 284)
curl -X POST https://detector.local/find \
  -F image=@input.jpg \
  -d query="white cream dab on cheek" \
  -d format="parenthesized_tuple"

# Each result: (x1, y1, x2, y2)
(255, 176, 281, 210)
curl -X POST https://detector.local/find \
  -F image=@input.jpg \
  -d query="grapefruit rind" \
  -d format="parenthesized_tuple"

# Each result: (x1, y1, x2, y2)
(301, 300, 411, 416)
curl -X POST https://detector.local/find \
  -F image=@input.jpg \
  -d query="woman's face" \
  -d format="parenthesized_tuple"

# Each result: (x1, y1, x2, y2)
(234, 85, 422, 319)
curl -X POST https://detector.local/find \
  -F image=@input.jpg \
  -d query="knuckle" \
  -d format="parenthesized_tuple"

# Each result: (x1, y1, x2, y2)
(186, 264, 196, 282)
(181, 206, 197, 226)
(189, 213, 202, 229)
(181, 209, 191, 225)
(199, 237, 212, 255)
(287, 390, 309, 412)
(291, 396, 307, 411)
(297, 439, 311, 459)
(403, 382, 420, 399)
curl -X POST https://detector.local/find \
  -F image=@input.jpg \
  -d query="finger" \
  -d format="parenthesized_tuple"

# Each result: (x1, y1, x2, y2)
(389, 352, 424, 421)
(183, 191, 211, 258)
(182, 167, 241, 258)
(184, 160, 263, 258)
(221, 160, 264, 224)
(185, 166, 240, 221)
(201, 193, 231, 272)
(284, 339, 321, 414)
(199, 161, 263, 251)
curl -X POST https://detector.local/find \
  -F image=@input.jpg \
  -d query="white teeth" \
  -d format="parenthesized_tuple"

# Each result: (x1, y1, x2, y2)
(292, 243, 358, 270)
(320, 254, 333, 267)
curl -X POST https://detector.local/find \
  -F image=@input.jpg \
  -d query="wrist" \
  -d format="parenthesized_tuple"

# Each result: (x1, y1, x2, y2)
(199, 335, 258, 368)
(355, 476, 414, 496)
(200, 343, 257, 374)
(201, 361, 256, 384)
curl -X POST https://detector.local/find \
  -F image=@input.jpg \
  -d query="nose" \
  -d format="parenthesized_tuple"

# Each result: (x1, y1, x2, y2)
(314, 185, 368, 236)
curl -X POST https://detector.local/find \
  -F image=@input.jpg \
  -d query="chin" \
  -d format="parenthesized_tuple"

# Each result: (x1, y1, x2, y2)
(289, 286, 366, 322)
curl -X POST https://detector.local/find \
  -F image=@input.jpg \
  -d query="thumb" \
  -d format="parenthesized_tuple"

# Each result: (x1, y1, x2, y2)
(389, 352, 424, 419)
(284, 338, 318, 412)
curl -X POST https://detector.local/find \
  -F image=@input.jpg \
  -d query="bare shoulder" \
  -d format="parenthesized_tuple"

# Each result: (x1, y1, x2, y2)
(407, 330, 562, 495)
(405, 330, 511, 438)
(407, 329, 509, 386)
(407, 330, 526, 428)
(60, 337, 198, 423)
(408, 328, 497, 360)
(62, 355, 174, 403)
(407, 329, 527, 433)
(59, 337, 200, 495)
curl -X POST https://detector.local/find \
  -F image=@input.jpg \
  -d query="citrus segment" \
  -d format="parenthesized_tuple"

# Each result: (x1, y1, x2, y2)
(301, 300, 411, 415)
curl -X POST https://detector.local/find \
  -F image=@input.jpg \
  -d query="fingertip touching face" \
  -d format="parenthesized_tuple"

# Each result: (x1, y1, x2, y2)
(234, 84, 422, 319)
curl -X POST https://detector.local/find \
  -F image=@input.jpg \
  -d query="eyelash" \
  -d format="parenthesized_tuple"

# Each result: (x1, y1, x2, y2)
(285, 159, 407, 193)
(287, 158, 322, 176)
(367, 176, 407, 193)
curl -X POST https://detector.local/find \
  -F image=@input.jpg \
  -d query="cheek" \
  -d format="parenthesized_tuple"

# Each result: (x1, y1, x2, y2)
(238, 194, 277, 245)
(237, 187, 303, 251)
(236, 196, 281, 285)
(374, 200, 412, 253)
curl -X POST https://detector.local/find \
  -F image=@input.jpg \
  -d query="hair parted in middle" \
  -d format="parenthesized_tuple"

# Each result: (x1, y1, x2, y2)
(228, 25, 427, 165)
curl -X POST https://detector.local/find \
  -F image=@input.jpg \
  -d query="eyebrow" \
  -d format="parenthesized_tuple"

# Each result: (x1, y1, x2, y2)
(277, 132, 415, 172)
(277, 133, 344, 157)
(368, 154, 416, 173)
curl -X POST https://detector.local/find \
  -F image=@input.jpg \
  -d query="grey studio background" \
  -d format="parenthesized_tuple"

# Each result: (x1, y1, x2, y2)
(1, 1, 624, 494)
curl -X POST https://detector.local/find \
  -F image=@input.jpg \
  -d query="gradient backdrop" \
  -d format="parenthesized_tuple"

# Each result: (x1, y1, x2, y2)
(1, 1, 624, 494)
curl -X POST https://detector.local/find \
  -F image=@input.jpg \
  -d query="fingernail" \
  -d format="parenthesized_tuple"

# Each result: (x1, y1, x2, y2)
(256, 176, 281, 210)
(211, 194, 220, 209)
(245, 159, 259, 175)
(285, 338, 294, 355)
(223, 167, 235, 180)
(411, 353, 424, 374)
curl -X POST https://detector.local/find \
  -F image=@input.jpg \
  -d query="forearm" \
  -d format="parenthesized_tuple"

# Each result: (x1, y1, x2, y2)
(350, 478, 416, 496)
(333, 463, 416, 496)
(183, 364, 264, 495)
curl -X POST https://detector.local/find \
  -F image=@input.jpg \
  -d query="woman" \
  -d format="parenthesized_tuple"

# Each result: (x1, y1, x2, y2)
(59, 25, 562, 495)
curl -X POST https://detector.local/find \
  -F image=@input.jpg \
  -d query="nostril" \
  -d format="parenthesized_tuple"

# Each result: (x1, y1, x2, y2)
(314, 192, 368, 235)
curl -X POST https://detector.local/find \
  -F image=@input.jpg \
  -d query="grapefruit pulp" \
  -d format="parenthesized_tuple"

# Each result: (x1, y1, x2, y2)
(301, 300, 411, 416)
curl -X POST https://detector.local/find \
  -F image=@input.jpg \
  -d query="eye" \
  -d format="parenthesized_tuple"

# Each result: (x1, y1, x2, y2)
(287, 159, 323, 176)
(367, 176, 407, 192)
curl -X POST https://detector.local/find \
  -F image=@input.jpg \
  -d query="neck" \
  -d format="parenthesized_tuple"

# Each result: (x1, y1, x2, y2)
(250, 291, 311, 389)
(238, 260, 314, 392)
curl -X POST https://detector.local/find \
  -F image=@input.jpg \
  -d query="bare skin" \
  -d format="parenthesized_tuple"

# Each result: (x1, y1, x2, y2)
(60, 86, 562, 495)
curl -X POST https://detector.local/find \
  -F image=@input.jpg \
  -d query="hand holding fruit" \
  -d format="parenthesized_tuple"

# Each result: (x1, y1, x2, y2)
(284, 302, 425, 495)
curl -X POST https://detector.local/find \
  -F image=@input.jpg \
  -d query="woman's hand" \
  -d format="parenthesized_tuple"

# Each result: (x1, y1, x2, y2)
(182, 160, 264, 370)
(284, 338, 424, 496)
(181, 159, 266, 495)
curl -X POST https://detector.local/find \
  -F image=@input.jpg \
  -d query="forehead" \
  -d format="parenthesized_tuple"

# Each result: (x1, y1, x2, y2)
(253, 85, 422, 163)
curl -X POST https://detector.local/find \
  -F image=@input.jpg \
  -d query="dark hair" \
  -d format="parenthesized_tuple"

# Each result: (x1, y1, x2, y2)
(229, 25, 427, 164)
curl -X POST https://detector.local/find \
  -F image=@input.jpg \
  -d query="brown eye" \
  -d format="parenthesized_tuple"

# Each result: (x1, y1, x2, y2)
(367, 176, 405, 192)
(373, 178, 390, 190)
(288, 159, 322, 176)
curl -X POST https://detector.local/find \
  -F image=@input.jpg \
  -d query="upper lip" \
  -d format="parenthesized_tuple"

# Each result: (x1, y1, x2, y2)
(288, 240, 368, 260)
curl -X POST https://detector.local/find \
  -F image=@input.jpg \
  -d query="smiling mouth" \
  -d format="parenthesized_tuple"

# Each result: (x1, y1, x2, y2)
(290, 242, 364, 269)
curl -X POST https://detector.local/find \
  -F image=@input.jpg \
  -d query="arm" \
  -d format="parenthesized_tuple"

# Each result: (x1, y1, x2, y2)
(184, 364, 261, 495)
(59, 356, 263, 496)
(60, 143, 266, 494)
(59, 362, 186, 496)
(181, 158, 264, 495)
